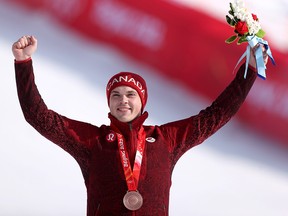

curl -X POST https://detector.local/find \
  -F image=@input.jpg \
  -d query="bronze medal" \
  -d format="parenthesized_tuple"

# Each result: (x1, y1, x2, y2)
(123, 191, 143, 211)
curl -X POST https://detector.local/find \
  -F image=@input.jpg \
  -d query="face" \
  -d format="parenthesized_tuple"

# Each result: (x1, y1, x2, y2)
(109, 86, 142, 123)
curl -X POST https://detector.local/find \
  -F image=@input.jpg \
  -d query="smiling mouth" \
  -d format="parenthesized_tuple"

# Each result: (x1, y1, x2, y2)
(117, 107, 131, 112)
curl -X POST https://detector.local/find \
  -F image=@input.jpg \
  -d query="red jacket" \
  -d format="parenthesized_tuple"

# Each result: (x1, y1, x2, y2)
(15, 60, 256, 215)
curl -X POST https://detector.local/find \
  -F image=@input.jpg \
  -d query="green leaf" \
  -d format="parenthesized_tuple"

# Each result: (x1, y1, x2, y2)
(229, 2, 234, 14)
(226, 15, 232, 25)
(256, 29, 266, 38)
(237, 36, 248, 45)
(225, 35, 238, 44)
(226, 15, 235, 26)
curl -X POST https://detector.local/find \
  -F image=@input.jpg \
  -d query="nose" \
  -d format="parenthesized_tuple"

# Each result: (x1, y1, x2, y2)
(119, 95, 128, 104)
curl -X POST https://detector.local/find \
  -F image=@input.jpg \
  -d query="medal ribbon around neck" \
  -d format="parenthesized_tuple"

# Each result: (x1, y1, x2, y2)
(116, 126, 146, 191)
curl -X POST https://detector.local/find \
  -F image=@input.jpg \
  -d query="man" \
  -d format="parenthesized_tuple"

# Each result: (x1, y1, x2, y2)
(13, 35, 267, 215)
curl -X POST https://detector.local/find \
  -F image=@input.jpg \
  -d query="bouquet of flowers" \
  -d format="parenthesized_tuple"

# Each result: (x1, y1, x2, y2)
(225, 0, 275, 79)
(225, 0, 265, 45)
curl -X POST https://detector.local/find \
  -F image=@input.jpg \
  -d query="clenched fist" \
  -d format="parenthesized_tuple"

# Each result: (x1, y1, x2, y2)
(248, 44, 269, 69)
(12, 35, 37, 61)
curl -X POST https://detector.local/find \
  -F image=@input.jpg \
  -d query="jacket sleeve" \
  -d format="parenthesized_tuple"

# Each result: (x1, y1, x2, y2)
(15, 59, 97, 177)
(161, 64, 257, 165)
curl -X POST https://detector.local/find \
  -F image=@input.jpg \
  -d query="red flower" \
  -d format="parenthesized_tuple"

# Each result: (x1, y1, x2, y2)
(235, 21, 249, 35)
(252, 13, 258, 21)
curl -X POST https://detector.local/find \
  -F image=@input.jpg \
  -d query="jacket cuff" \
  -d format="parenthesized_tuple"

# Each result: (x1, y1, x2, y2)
(14, 58, 32, 64)
(248, 64, 257, 73)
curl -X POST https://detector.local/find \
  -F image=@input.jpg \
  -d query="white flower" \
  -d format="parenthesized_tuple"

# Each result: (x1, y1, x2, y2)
(231, 0, 261, 35)
(246, 15, 261, 35)
(233, 0, 245, 7)
(234, 10, 247, 21)
(232, 0, 248, 21)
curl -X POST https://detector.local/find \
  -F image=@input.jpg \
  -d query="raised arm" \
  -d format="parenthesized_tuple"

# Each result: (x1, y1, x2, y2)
(13, 36, 96, 178)
(162, 45, 268, 164)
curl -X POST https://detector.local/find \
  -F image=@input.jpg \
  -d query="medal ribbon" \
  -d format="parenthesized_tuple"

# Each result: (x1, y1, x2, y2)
(116, 127, 146, 191)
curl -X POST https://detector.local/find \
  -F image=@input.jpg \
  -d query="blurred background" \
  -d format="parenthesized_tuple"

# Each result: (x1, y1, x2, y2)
(0, 0, 288, 215)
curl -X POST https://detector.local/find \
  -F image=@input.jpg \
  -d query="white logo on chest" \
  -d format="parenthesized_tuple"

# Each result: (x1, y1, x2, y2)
(106, 132, 116, 142)
(146, 137, 156, 143)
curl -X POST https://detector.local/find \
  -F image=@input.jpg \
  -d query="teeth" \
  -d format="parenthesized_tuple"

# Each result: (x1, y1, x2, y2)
(118, 107, 130, 111)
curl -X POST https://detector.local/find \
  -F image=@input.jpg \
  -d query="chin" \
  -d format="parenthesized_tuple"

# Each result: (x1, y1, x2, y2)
(118, 115, 138, 123)
(117, 116, 132, 123)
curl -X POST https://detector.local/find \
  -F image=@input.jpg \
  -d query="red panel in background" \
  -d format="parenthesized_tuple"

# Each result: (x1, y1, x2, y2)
(8, 0, 288, 145)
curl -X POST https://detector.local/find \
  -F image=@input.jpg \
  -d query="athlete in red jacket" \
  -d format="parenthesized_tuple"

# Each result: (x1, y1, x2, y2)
(13, 36, 268, 215)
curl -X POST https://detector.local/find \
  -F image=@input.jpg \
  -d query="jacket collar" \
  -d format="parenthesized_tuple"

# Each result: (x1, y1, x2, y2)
(108, 111, 148, 137)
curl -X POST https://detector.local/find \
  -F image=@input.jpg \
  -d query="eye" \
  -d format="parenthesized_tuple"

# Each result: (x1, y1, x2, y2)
(127, 92, 137, 97)
(111, 93, 120, 97)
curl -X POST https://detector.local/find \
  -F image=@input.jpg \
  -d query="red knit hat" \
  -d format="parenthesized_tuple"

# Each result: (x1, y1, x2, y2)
(106, 72, 148, 111)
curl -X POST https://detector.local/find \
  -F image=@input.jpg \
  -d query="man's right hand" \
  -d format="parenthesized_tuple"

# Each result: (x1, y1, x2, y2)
(12, 35, 37, 61)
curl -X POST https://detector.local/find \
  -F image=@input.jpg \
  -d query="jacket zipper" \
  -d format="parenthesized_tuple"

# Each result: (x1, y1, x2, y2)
(95, 203, 100, 216)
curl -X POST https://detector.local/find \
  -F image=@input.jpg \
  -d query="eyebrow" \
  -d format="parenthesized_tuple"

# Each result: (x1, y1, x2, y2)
(111, 90, 137, 94)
